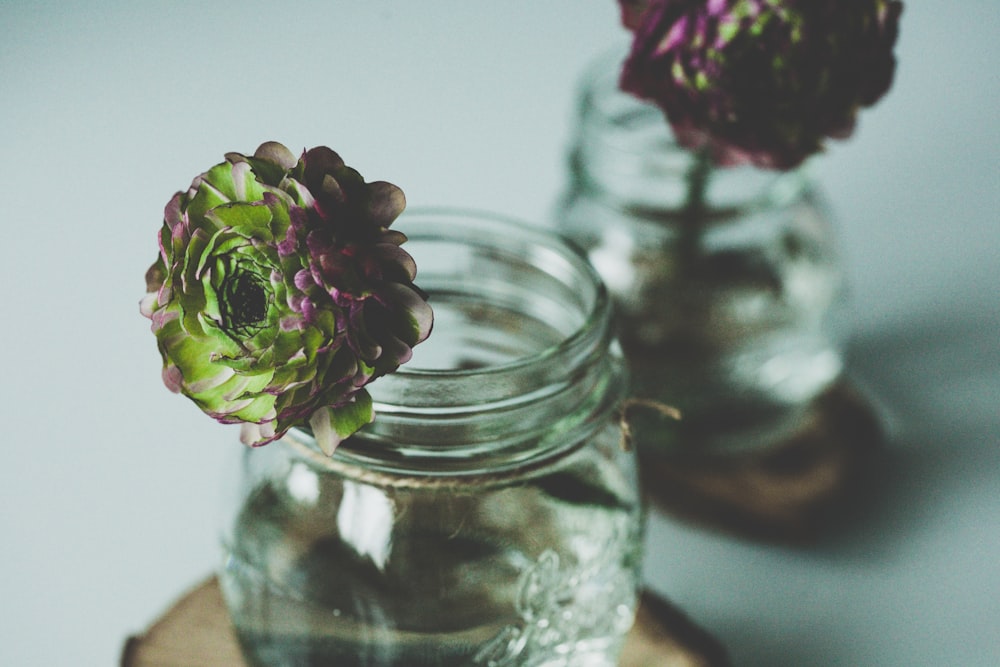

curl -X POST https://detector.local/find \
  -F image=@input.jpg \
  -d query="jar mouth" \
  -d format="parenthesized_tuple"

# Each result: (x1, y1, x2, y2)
(308, 208, 625, 475)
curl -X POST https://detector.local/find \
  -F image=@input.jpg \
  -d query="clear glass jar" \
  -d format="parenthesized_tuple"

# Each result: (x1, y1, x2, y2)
(555, 48, 846, 456)
(219, 209, 642, 667)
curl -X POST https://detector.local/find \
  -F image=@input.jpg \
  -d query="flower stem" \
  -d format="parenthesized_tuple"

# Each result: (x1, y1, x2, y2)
(678, 148, 713, 266)
(683, 148, 713, 219)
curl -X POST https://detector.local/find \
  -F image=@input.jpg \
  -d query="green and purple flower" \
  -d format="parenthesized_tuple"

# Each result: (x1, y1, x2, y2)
(618, 0, 903, 169)
(141, 142, 433, 454)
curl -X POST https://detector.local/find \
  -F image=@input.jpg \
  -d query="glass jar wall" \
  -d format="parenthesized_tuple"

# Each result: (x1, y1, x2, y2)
(219, 209, 642, 667)
(556, 49, 846, 456)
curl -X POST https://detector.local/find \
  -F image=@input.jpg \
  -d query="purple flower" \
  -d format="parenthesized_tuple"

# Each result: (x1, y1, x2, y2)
(619, 0, 904, 169)
(141, 142, 433, 453)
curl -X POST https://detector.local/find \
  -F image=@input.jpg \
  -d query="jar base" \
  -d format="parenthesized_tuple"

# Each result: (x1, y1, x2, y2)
(637, 380, 884, 544)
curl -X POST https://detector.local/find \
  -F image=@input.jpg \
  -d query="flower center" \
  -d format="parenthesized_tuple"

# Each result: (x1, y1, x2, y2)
(221, 270, 271, 336)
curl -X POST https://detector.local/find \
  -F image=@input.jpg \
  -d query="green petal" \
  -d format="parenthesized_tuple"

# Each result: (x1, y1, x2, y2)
(243, 141, 296, 186)
(185, 175, 232, 222)
(205, 160, 266, 203)
(206, 201, 275, 237)
(225, 390, 278, 423)
(161, 330, 240, 393)
(308, 390, 374, 455)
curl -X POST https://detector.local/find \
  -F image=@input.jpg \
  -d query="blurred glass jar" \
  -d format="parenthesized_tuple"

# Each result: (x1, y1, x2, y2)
(219, 209, 642, 667)
(555, 49, 846, 456)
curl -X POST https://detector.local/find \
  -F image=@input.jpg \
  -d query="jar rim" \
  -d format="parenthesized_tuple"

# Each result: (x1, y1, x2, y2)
(388, 206, 613, 381)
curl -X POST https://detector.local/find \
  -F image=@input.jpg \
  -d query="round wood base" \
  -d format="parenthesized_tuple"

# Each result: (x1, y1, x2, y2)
(121, 577, 730, 666)
(639, 382, 884, 543)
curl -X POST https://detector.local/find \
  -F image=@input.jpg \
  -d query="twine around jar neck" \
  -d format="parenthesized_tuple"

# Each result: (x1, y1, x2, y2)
(280, 429, 589, 490)
(281, 396, 678, 490)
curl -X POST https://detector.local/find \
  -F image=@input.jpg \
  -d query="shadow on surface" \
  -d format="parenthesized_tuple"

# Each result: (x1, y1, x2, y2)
(705, 614, 830, 667)
(784, 307, 1000, 562)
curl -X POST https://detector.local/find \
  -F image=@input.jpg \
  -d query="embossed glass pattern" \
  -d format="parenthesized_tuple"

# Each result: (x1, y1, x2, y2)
(219, 210, 642, 666)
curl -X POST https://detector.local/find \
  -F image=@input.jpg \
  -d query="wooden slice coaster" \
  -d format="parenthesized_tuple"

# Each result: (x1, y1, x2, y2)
(121, 577, 730, 666)
(638, 381, 884, 543)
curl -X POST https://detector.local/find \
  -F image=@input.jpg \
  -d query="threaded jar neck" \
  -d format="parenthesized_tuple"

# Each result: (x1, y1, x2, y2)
(293, 208, 625, 477)
(569, 45, 811, 219)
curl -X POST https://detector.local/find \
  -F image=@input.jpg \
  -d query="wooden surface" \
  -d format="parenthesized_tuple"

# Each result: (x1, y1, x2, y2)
(121, 577, 729, 667)
(640, 382, 884, 544)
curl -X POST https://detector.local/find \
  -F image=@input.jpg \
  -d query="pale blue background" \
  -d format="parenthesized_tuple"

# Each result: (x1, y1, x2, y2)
(1, 2, 997, 665)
